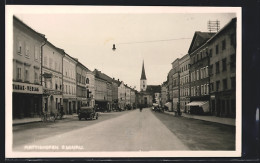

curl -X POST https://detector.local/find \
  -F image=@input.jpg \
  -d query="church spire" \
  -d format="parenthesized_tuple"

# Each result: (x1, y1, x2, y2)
(140, 60, 147, 80)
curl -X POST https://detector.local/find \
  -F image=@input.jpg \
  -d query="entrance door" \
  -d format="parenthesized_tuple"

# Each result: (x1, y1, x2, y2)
(144, 97, 147, 105)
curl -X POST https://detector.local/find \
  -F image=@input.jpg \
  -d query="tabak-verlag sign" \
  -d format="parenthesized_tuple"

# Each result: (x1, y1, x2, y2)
(13, 82, 43, 94)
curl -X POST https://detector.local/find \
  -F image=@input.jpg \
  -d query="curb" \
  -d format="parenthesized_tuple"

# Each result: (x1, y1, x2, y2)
(163, 111, 235, 126)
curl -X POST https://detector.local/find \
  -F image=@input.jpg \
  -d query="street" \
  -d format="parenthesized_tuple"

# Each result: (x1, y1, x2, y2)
(13, 108, 235, 152)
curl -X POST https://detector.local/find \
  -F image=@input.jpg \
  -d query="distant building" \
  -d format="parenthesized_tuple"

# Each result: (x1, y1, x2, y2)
(13, 16, 46, 118)
(76, 61, 89, 113)
(93, 69, 112, 111)
(63, 53, 77, 114)
(188, 31, 215, 114)
(86, 71, 95, 107)
(171, 59, 180, 112)
(42, 41, 64, 114)
(161, 81, 168, 107)
(166, 68, 174, 111)
(208, 18, 236, 118)
(118, 81, 126, 109)
(179, 54, 190, 113)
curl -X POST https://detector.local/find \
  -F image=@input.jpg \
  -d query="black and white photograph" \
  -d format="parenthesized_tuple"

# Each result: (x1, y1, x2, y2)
(5, 6, 241, 158)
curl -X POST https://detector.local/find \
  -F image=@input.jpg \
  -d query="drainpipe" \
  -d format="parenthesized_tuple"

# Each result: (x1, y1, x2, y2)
(40, 39, 47, 113)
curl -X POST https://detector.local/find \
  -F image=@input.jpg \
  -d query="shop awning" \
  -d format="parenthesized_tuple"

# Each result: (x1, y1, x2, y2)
(164, 102, 171, 108)
(153, 103, 159, 106)
(186, 101, 208, 107)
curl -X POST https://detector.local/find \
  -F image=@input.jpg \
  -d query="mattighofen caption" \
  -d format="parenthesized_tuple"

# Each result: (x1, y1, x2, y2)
(24, 145, 84, 150)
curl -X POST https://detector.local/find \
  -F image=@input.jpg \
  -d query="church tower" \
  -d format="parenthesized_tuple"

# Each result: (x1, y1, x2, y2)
(140, 60, 147, 91)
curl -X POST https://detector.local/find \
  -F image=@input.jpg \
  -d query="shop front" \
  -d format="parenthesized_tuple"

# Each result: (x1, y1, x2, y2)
(42, 89, 62, 114)
(12, 82, 43, 119)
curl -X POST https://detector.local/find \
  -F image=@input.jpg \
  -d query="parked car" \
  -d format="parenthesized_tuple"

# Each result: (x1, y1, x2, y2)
(78, 106, 98, 120)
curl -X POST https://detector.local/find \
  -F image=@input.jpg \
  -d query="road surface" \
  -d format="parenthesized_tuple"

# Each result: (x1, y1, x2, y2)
(13, 108, 188, 151)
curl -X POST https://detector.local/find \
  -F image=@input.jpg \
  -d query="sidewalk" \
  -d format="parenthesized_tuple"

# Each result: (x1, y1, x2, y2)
(13, 114, 78, 126)
(163, 111, 235, 126)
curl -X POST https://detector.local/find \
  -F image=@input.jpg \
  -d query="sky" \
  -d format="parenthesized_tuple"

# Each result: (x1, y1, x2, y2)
(13, 7, 236, 91)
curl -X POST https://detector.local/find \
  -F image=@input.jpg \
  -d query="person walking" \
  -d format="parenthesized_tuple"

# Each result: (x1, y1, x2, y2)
(139, 104, 143, 112)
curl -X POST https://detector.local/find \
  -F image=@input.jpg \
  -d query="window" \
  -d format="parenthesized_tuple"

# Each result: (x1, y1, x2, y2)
(211, 83, 214, 91)
(201, 85, 204, 95)
(204, 84, 206, 95)
(216, 44, 219, 54)
(34, 46, 39, 61)
(230, 54, 236, 69)
(55, 62, 57, 71)
(206, 66, 208, 77)
(230, 33, 236, 46)
(18, 40, 22, 55)
(44, 56, 47, 66)
(197, 70, 199, 80)
(209, 49, 212, 57)
(197, 86, 200, 96)
(49, 58, 53, 69)
(25, 44, 30, 58)
(223, 79, 227, 90)
(216, 62, 220, 74)
(222, 39, 226, 50)
(24, 69, 29, 82)
(200, 68, 203, 79)
(34, 72, 38, 83)
(216, 81, 220, 91)
(207, 84, 209, 94)
(17, 67, 22, 80)
(231, 77, 236, 89)
(222, 58, 227, 71)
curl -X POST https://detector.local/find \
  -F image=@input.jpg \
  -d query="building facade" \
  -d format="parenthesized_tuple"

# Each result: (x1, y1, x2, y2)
(208, 18, 236, 118)
(76, 61, 88, 113)
(172, 59, 180, 112)
(63, 54, 77, 114)
(42, 41, 64, 114)
(118, 81, 126, 109)
(166, 69, 174, 111)
(13, 16, 46, 119)
(188, 32, 214, 114)
(161, 81, 168, 107)
(86, 71, 95, 107)
(125, 85, 131, 106)
(179, 54, 191, 113)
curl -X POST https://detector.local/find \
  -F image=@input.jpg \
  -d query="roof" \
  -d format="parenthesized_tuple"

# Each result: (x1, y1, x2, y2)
(146, 85, 161, 94)
(207, 18, 236, 43)
(140, 60, 147, 80)
(13, 16, 46, 40)
(93, 69, 113, 83)
(188, 31, 215, 54)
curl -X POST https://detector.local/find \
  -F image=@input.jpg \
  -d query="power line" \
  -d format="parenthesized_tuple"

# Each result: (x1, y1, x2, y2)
(117, 37, 192, 45)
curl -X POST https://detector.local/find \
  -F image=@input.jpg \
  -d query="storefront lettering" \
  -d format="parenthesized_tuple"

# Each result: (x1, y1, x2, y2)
(13, 82, 42, 94)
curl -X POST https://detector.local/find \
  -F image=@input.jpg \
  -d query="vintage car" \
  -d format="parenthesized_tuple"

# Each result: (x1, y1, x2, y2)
(78, 106, 98, 120)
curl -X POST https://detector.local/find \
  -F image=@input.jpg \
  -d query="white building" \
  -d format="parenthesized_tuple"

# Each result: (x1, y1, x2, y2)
(63, 53, 77, 114)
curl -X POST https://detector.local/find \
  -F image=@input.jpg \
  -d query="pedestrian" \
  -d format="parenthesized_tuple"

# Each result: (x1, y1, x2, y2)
(140, 104, 143, 112)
